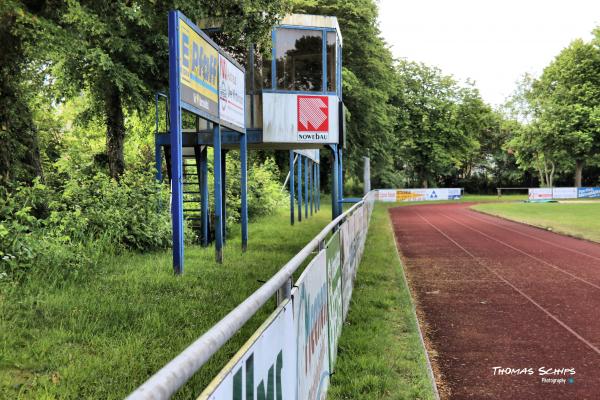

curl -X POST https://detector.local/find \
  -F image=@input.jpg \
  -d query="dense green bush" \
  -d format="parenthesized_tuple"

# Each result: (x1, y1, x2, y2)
(0, 154, 286, 282)
(0, 167, 175, 281)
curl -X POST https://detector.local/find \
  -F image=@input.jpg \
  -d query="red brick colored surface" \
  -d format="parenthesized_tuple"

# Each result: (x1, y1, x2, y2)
(390, 203, 600, 400)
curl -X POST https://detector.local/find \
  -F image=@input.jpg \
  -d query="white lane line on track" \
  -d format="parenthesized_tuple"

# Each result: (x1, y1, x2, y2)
(411, 208, 600, 357)
(460, 209, 600, 263)
(439, 212, 600, 292)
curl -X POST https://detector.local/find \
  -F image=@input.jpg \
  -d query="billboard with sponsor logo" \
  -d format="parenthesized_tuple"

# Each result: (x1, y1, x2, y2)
(340, 220, 353, 320)
(551, 187, 578, 199)
(528, 188, 552, 200)
(577, 187, 600, 198)
(218, 54, 245, 132)
(294, 250, 330, 400)
(326, 231, 343, 371)
(172, 11, 245, 130)
(262, 93, 339, 144)
(178, 16, 220, 120)
(198, 300, 295, 400)
(376, 189, 462, 202)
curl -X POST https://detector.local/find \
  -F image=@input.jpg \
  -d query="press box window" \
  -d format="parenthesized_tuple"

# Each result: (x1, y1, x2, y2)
(275, 28, 323, 91)
(326, 31, 337, 92)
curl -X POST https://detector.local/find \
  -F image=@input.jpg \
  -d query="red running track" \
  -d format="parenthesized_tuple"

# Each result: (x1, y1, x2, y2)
(390, 203, 600, 400)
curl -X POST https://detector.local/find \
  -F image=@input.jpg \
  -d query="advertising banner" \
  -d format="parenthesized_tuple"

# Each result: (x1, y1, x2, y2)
(218, 54, 245, 132)
(551, 187, 578, 199)
(376, 190, 397, 202)
(340, 220, 353, 320)
(262, 93, 339, 144)
(178, 17, 219, 119)
(578, 187, 600, 198)
(198, 300, 295, 400)
(376, 189, 461, 202)
(294, 250, 330, 400)
(326, 231, 343, 370)
(528, 188, 553, 200)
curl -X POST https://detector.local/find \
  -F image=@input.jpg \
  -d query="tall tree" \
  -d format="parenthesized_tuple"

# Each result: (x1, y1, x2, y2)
(45, 0, 286, 179)
(0, 0, 46, 185)
(532, 39, 600, 187)
(292, 0, 399, 187)
(393, 61, 481, 188)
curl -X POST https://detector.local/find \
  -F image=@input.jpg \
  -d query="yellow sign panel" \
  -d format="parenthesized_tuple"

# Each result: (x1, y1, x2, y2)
(396, 191, 423, 201)
(179, 18, 219, 116)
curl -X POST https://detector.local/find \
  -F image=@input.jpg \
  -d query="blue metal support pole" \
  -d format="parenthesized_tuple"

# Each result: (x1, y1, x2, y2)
(155, 142, 163, 182)
(289, 150, 295, 225)
(304, 156, 309, 219)
(338, 148, 343, 210)
(213, 124, 223, 263)
(241, 133, 248, 251)
(317, 163, 320, 210)
(200, 146, 209, 247)
(313, 162, 317, 212)
(154, 93, 163, 183)
(168, 11, 184, 275)
(309, 160, 313, 216)
(297, 155, 302, 222)
(331, 144, 339, 219)
(221, 149, 227, 244)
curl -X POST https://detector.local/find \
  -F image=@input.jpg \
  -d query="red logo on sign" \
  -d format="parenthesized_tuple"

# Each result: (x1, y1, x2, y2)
(297, 95, 329, 132)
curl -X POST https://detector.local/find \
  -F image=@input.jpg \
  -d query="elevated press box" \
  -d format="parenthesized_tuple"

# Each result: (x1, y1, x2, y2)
(201, 14, 346, 150)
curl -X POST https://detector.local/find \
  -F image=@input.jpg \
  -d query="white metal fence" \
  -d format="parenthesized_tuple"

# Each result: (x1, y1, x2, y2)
(126, 192, 376, 400)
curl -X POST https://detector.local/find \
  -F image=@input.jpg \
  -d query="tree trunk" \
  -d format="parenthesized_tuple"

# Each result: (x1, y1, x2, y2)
(422, 178, 428, 188)
(575, 159, 584, 188)
(25, 128, 44, 182)
(105, 87, 125, 179)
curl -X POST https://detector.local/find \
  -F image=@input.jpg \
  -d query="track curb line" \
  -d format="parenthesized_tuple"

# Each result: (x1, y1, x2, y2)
(388, 207, 441, 400)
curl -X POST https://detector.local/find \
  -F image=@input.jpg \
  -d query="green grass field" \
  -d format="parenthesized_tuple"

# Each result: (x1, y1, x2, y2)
(472, 201, 600, 242)
(1, 197, 441, 399)
(329, 203, 437, 400)
(0, 203, 333, 399)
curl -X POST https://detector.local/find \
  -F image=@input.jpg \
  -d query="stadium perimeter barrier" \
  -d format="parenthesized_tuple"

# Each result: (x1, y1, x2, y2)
(528, 187, 600, 200)
(127, 191, 377, 400)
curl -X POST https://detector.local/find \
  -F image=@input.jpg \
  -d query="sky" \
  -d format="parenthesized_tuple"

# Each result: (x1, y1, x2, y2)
(377, 0, 600, 107)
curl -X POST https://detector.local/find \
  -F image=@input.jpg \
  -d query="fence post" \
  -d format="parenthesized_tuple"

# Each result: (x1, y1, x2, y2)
(277, 277, 292, 305)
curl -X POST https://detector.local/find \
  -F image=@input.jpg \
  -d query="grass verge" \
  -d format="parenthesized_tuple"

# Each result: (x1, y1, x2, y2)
(0, 203, 331, 399)
(328, 203, 437, 400)
(471, 202, 600, 242)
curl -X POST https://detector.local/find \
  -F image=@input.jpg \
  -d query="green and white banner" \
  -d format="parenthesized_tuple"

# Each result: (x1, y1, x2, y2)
(197, 194, 377, 400)
(326, 230, 343, 370)
(340, 220, 354, 320)
(294, 250, 330, 400)
(198, 300, 295, 400)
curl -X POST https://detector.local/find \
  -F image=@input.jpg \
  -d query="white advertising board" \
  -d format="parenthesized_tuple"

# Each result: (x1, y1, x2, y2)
(376, 190, 397, 202)
(377, 189, 461, 202)
(219, 54, 245, 132)
(294, 149, 320, 163)
(326, 231, 343, 371)
(198, 300, 295, 400)
(294, 250, 330, 400)
(340, 220, 353, 320)
(528, 188, 553, 200)
(262, 93, 339, 144)
(551, 187, 578, 199)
